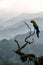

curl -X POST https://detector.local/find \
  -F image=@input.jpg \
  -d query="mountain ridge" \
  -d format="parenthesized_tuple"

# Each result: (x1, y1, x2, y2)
(2, 12, 43, 27)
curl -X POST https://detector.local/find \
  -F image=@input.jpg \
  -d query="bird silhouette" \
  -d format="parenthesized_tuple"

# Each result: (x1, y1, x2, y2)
(31, 20, 40, 38)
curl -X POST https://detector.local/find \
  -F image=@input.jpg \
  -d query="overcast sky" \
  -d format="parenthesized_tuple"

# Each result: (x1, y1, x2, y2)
(0, 0, 43, 15)
(0, 0, 43, 26)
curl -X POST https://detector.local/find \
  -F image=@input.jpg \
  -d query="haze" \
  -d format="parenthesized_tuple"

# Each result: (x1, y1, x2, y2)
(0, 0, 43, 26)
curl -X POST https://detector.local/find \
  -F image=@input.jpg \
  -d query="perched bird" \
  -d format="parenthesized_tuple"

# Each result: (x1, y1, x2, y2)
(31, 20, 40, 38)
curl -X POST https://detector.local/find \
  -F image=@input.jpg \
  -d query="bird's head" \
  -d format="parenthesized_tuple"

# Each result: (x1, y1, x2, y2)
(30, 20, 35, 23)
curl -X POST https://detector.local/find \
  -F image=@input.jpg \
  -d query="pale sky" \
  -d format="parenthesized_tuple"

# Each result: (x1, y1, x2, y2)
(0, 0, 43, 26)
(0, 0, 43, 15)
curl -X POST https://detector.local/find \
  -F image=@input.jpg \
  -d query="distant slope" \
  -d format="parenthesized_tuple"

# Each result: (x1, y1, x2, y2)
(3, 12, 43, 27)
(0, 30, 43, 65)
(0, 17, 43, 40)
(0, 22, 29, 40)
(0, 26, 5, 30)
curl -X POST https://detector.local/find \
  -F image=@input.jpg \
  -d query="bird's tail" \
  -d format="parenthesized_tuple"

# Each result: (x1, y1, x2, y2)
(37, 33, 39, 38)
(36, 30, 40, 38)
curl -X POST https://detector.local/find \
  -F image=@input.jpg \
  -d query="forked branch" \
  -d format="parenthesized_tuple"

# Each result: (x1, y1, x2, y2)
(12, 22, 43, 65)
(12, 22, 35, 62)
(15, 22, 35, 52)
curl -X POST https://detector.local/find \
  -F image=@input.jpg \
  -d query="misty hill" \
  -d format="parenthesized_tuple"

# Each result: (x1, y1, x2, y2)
(0, 30, 43, 65)
(0, 22, 28, 40)
(0, 26, 5, 30)
(3, 12, 43, 27)
(0, 17, 43, 40)
(0, 13, 43, 65)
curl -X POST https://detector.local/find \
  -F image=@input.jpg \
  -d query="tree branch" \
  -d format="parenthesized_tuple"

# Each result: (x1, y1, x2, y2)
(11, 21, 43, 65)
(12, 22, 36, 63)
(15, 39, 20, 49)
(14, 22, 35, 54)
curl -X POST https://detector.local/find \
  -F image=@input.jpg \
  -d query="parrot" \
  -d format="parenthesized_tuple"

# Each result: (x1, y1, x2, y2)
(31, 20, 40, 38)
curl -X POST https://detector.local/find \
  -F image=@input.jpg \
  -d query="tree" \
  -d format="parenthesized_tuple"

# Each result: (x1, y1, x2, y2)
(12, 22, 43, 65)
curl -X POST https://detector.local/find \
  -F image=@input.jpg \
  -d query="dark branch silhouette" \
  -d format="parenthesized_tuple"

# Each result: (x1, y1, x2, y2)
(12, 22, 43, 65)
(15, 39, 20, 49)
(14, 22, 35, 52)
(12, 22, 35, 60)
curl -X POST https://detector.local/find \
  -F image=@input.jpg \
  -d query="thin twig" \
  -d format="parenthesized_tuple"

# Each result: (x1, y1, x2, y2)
(15, 39, 20, 49)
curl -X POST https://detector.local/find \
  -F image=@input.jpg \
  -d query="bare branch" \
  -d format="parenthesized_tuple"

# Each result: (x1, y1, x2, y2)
(11, 22, 43, 65)
(14, 22, 35, 52)
(24, 22, 31, 32)
(15, 39, 20, 49)
(24, 22, 35, 44)
(14, 23, 35, 52)
(12, 22, 36, 63)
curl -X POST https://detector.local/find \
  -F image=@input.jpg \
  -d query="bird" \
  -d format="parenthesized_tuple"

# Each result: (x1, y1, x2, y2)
(31, 20, 40, 38)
